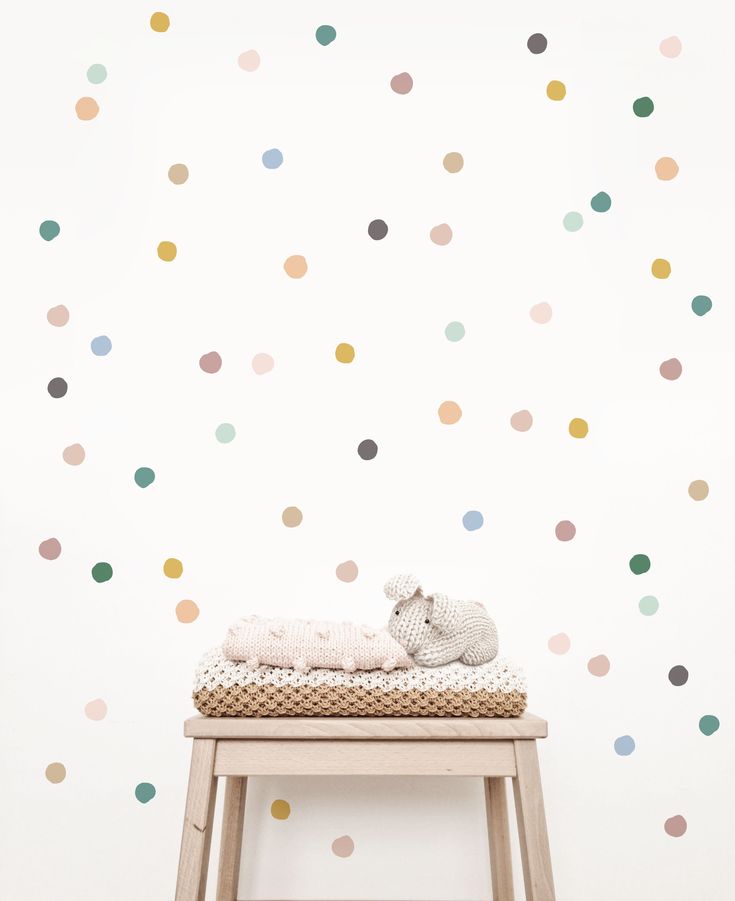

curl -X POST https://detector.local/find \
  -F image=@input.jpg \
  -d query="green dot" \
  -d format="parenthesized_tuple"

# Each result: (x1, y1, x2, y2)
(315, 25, 337, 46)
(216, 423, 236, 443)
(91, 562, 113, 583)
(563, 211, 583, 232)
(691, 295, 712, 317)
(639, 595, 659, 616)
(134, 467, 155, 488)
(633, 96, 654, 118)
(87, 63, 107, 84)
(135, 782, 156, 803)
(39, 220, 60, 241)
(445, 321, 465, 342)
(698, 715, 720, 736)
(590, 192, 611, 213)
(629, 554, 650, 575)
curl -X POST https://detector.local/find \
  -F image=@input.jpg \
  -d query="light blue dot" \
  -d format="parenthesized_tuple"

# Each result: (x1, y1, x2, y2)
(91, 335, 112, 356)
(262, 148, 284, 170)
(614, 735, 636, 756)
(216, 423, 236, 443)
(445, 321, 465, 342)
(563, 211, 584, 232)
(87, 64, 108, 84)
(462, 510, 484, 531)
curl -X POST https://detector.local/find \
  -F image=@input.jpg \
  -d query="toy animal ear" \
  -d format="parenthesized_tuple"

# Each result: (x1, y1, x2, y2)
(429, 593, 461, 633)
(384, 574, 422, 602)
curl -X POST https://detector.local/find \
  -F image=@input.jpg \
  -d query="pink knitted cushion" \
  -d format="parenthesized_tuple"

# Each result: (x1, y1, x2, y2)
(223, 616, 413, 673)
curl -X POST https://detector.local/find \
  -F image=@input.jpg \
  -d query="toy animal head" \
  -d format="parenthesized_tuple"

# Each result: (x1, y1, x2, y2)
(384, 574, 460, 654)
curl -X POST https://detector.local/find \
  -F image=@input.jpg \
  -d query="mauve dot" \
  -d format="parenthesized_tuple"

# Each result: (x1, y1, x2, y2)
(555, 520, 576, 541)
(39, 538, 62, 560)
(664, 815, 687, 837)
(510, 410, 533, 432)
(660, 358, 682, 380)
(199, 351, 222, 374)
(336, 560, 358, 582)
(47, 305, 69, 327)
(587, 655, 610, 677)
(430, 223, 453, 245)
(390, 72, 413, 94)
(63, 443, 85, 465)
(331, 835, 355, 857)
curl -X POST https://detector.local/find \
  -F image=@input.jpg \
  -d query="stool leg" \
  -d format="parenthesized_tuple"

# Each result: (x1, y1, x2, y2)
(175, 739, 218, 901)
(216, 777, 248, 901)
(484, 777, 514, 901)
(512, 740, 555, 901)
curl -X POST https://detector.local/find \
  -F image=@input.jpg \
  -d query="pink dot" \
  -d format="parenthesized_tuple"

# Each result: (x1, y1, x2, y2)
(659, 358, 682, 380)
(587, 655, 610, 677)
(331, 835, 355, 857)
(63, 443, 85, 465)
(199, 351, 222, 374)
(252, 353, 274, 375)
(659, 36, 682, 58)
(530, 302, 552, 324)
(664, 815, 687, 837)
(84, 698, 108, 721)
(548, 633, 571, 655)
(510, 410, 533, 432)
(555, 520, 576, 541)
(238, 50, 261, 71)
(47, 305, 70, 327)
(430, 224, 453, 246)
(390, 72, 413, 94)
(39, 538, 62, 560)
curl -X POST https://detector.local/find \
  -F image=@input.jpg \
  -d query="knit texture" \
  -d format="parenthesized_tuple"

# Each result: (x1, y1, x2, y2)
(223, 615, 413, 673)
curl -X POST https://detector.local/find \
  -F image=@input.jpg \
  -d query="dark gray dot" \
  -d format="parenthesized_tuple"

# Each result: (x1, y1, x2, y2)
(47, 377, 68, 398)
(527, 33, 548, 54)
(357, 439, 378, 460)
(668, 665, 689, 686)
(368, 219, 388, 240)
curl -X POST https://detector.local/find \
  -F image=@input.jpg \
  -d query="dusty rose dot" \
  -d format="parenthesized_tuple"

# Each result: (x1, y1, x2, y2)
(659, 358, 682, 380)
(555, 520, 576, 541)
(659, 36, 682, 58)
(390, 72, 413, 94)
(238, 50, 261, 71)
(199, 351, 222, 374)
(331, 835, 355, 857)
(252, 353, 274, 375)
(587, 655, 611, 677)
(336, 560, 358, 582)
(510, 410, 533, 432)
(664, 815, 687, 837)
(39, 538, 62, 560)
(430, 224, 453, 245)
(530, 302, 552, 324)
(548, 633, 571, 655)
(47, 305, 70, 327)
(84, 698, 107, 721)
(63, 444, 85, 465)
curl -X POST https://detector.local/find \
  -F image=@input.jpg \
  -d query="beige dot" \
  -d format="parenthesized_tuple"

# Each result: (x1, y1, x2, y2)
(438, 401, 462, 424)
(430, 224, 453, 245)
(176, 599, 200, 623)
(688, 480, 709, 501)
(45, 762, 66, 784)
(84, 699, 107, 721)
(510, 410, 533, 432)
(336, 560, 358, 582)
(443, 152, 464, 173)
(655, 157, 679, 181)
(284, 255, 307, 278)
(168, 163, 189, 185)
(75, 97, 99, 121)
(530, 302, 552, 324)
(47, 305, 69, 327)
(282, 506, 303, 527)
(63, 444, 86, 465)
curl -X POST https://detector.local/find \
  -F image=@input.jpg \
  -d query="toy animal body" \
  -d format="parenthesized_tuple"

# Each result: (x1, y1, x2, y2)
(385, 574, 498, 667)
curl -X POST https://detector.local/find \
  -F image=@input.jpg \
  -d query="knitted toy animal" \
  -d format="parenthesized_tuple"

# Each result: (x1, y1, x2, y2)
(385, 574, 498, 667)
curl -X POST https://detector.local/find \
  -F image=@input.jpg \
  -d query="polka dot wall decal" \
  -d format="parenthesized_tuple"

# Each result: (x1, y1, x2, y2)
(216, 423, 236, 443)
(39, 220, 60, 241)
(332, 835, 355, 858)
(639, 595, 659, 616)
(546, 80, 566, 101)
(660, 36, 682, 58)
(48, 377, 68, 399)
(47, 305, 69, 326)
(135, 782, 156, 804)
(282, 506, 303, 527)
(699, 715, 720, 736)
(691, 295, 712, 316)
(555, 520, 576, 541)
(443, 152, 464, 173)
(530, 302, 552, 324)
(587, 655, 610, 677)
(75, 97, 99, 120)
(90, 335, 112, 356)
(633, 96, 654, 118)
(91, 562, 113, 583)
(134, 467, 155, 488)
(688, 480, 709, 501)
(568, 418, 588, 438)
(168, 163, 189, 185)
(462, 510, 484, 531)
(659, 358, 682, 381)
(438, 401, 462, 424)
(655, 157, 679, 180)
(651, 258, 671, 279)
(547, 633, 571, 655)
(150, 12, 170, 32)
(336, 560, 358, 582)
(390, 72, 413, 94)
(315, 25, 337, 46)
(563, 212, 583, 232)
(39, 538, 62, 560)
(629, 554, 650, 575)
(590, 192, 611, 212)
(527, 33, 548, 54)
(175, 600, 199, 623)
(157, 241, 177, 262)
(262, 148, 283, 169)
(510, 410, 533, 432)
(270, 799, 291, 819)
(238, 50, 260, 71)
(199, 351, 222, 373)
(335, 343, 355, 363)
(357, 439, 378, 460)
(430, 224, 453, 245)
(668, 665, 689, 686)
(163, 558, 183, 579)
(614, 735, 635, 756)
(63, 444, 85, 465)
(252, 353, 274, 374)
(664, 815, 687, 837)
(87, 64, 107, 84)
(368, 219, 388, 240)
(45, 762, 66, 784)
(284, 255, 307, 278)
(445, 321, 465, 342)
(84, 699, 107, 720)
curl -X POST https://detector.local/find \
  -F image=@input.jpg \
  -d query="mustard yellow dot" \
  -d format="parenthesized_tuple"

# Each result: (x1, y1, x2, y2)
(546, 80, 566, 101)
(335, 343, 355, 364)
(651, 258, 671, 279)
(163, 557, 183, 578)
(569, 418, 589, 439)
(271, 799, 291, 819)
(158, 241, 177, 262)
(150, 12, 170, 32)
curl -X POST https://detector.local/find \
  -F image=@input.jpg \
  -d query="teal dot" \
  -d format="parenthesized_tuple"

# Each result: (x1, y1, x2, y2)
(315, 25, 337, 46)
(134, 467, 155, 488)
(87, 64, 107, 84)
(590, 192, 612, 213)
(445, 321, 465, 342)
(699, 715, 720, 736)
(639, 595, 659, 616)
(629, 554, 650, 575)
(691, 295, 712, 317)
(91, 562, 113, 583)
(563, 212, 583, 232)
(614, 735, 635, 756)
(633, 96, 654, 118)
(135, 782, 156, 804)
(216, 423, 236, 443)
(39, 220, 60, 241)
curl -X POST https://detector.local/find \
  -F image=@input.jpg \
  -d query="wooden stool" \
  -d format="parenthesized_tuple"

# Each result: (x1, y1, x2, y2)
(175, 714, 555, 901)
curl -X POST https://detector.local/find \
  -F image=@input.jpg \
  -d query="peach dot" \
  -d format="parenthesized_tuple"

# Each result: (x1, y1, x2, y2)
(252, 353, 274, 375)
(587, 655, 610, 677)
(659, 358, 682, 380)
(47, 305, 69, 327)
(84, 698, 107, 721)
(284, 255, 307, 278)
(655, 157, 679, 180)
(63, 443, 85, 465)
(75, 97, 99, 120)
(430, 224, 453, 245)
(530, 302, 552, 324)
(176, 600, 200, 623)
(438, 401, 462, 424)
(510, 410, 533, 432)
(659, 36, 682, 58)
(548, 633, 571, 655)
(331, 835, 355, 857)
(336, 560, 359, 582)
(238, 50, 260, 71)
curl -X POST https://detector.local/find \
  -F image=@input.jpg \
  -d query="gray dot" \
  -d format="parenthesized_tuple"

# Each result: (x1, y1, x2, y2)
(668, 665, 689, 686)
(368, 219, 388, 240)
(47, 377, 68, 398)
(357, 439, 378, 460)
(527, 33, 548, 54)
